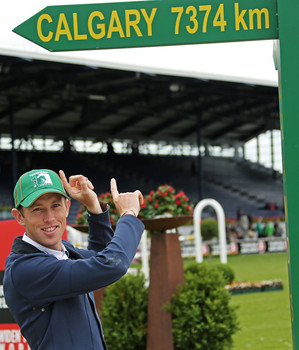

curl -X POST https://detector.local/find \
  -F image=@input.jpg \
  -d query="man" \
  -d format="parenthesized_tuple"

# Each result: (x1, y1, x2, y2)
(4, 168, 144, 350)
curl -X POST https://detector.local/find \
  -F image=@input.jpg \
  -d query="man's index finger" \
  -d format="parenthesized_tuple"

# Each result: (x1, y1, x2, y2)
(59, 170, 70, 190)
(110, 178, 119, 198)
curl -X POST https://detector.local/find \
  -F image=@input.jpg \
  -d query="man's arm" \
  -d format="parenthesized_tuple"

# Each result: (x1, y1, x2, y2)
(60, 170, 144, 252)
(60, 170, 111, 252)
(8, 216, 144, 306)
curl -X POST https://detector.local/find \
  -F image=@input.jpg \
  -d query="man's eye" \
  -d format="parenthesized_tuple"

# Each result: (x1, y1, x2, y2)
(33, 208, 40, 212)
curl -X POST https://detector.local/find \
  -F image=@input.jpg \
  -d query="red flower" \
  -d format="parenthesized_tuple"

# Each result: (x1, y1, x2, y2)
(133, 184, 193, 220)
(141, 202, 147, 208)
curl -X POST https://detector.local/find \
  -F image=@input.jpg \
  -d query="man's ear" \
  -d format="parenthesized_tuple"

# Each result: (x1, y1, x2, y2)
(11, 208, 25, 226)
(65, 199, 71, 218)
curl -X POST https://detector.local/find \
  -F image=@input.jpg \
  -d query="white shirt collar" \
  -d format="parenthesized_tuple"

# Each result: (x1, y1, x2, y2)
(22, 233, 69, 260)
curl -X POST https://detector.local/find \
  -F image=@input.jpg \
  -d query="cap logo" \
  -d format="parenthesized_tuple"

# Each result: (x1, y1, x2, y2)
(30, 172, 53, 188)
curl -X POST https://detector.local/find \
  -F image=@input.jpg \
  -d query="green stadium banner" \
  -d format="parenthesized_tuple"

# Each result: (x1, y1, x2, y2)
(13, 0, 278, 51)
(277, 0, 299, 348)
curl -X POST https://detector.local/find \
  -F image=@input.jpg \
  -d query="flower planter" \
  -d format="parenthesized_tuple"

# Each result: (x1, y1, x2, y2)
(72, 215, 192, 233)
(145, 216, 191, 350)
(142, 215, 192, 231)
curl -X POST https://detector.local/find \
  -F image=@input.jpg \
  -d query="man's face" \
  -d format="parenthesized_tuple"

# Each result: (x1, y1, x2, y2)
(12, 193, 70, 251)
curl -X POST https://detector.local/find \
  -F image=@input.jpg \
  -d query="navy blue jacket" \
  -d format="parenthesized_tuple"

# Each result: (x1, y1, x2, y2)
(3, 210, 144, 350)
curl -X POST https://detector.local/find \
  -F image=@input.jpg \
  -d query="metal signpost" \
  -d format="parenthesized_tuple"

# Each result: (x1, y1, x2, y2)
(12, 0, 299, 348)
(276, 1, 299, 348)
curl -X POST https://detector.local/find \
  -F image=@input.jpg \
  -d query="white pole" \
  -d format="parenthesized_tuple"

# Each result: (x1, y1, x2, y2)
(193, 199, 227, 264)
(141, 231, 149, 280)
(194, 204, 203, 263)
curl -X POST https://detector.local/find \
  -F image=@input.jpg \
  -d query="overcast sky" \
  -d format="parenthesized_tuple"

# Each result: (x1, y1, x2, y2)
(0, 0, 278, 86)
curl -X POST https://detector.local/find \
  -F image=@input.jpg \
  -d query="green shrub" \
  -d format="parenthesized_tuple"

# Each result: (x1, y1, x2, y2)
(101, 264, 237, 350)
(213, 263, 235, 284)
(185, 262, 206, 276)
(101, 271, 148, 350)
(201, 218, 218, 240)
(166, 263, 239, 350)
(185, 262, 235, 285)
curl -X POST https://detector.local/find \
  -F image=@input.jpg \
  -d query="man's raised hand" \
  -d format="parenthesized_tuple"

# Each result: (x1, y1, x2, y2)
(59, 170, 102, 214)
(111, 178, 143, 217)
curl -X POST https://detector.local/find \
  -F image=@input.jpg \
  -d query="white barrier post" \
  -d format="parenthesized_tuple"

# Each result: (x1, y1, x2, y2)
(193, 199, 227, 264)
(141, 231, 149, 281)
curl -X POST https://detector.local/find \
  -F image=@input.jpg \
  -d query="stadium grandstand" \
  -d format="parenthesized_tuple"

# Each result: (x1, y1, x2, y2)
(0, 40, 283, 224)
(0, 148, 283, 223)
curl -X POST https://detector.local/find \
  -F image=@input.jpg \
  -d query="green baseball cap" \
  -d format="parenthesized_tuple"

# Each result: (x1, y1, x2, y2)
(14, 169, 70, 208)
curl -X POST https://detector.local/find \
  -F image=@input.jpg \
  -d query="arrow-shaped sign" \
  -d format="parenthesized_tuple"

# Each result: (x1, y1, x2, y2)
(13, 0, 278, 52)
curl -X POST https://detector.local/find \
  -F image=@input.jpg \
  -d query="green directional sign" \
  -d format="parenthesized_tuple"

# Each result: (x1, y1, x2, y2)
(13, 0, 278, 52)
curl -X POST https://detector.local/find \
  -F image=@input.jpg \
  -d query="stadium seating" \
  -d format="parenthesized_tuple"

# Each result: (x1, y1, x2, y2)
(0, 150, 284, 223)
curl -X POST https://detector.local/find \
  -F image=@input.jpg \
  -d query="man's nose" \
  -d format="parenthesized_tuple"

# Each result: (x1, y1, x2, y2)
(43, 209, 55, 222)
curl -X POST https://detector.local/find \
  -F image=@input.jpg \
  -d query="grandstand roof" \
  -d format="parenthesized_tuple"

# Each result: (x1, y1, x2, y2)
(0, 53, 279, 146)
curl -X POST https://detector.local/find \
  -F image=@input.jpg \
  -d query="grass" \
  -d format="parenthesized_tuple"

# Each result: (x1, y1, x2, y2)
(186, 253, 292, 349)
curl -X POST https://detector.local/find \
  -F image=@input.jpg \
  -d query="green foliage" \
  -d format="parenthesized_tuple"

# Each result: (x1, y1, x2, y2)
(101, 271, 148, 350)
(76, 184, 194, 224)
(139, 184, 193, 219)
(100, 254, 291, 350)
(166, 263, 239, 350)
(100, 263, 237, 350)
(201, 218, 218, 240)
(185, 262, 235, 285)
(213, 263, 235, 284)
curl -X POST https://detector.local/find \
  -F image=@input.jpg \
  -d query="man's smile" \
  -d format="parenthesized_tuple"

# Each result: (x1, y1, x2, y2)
(42, 226, 58, 232)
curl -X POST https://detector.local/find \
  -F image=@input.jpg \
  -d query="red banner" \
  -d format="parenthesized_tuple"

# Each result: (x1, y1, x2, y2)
(0, 220, 24, 271)
(0, 220, 68, 270)
(0, 324, 30, 349)
(0, 219, 68, 349)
